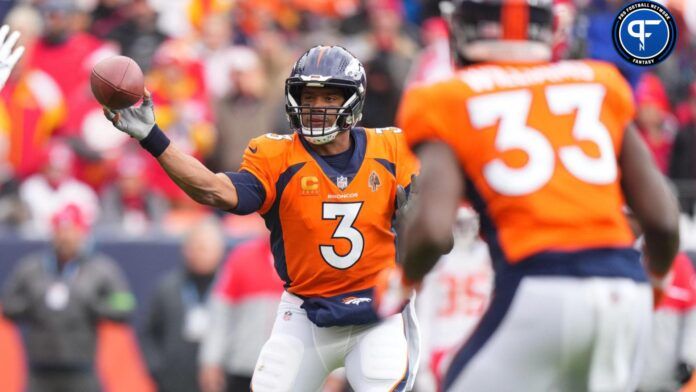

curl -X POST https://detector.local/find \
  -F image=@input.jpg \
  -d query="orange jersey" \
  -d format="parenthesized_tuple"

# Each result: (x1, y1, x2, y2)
(398, 60, 636, 264)
(240, 128, 418, 298)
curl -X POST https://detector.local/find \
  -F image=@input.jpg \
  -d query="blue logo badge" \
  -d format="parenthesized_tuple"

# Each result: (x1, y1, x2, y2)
(612, 1, 677, 66)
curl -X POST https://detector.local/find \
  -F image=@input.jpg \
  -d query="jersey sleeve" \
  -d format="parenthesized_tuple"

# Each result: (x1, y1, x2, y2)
(605, 64, 635, 128)
(238, 135, 288, 215)
(592, 61, 636, 152)
(397, 85, 447, 150)
(224, 171, 265, 215)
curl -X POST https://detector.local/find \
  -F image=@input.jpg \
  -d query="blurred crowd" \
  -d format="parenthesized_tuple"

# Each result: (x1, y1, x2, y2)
(0, 0, 431, 239)
(0, 0, 694, 241)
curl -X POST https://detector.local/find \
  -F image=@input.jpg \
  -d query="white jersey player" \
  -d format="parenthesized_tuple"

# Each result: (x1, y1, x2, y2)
(416, 207, 492, 391)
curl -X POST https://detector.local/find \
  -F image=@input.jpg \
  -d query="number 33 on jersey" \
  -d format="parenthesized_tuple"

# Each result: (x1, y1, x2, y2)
(239, 128, 418, 298)
(398, 60, 637, 264)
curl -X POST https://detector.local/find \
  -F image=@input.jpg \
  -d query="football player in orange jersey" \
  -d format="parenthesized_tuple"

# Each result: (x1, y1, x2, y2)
(393, 0, 680, 391)
(104, 46, 420, 391)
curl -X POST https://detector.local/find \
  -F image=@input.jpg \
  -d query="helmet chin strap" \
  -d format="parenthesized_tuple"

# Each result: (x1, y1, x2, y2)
(299, 115, 342, 145)
(303, 132, 340, 145)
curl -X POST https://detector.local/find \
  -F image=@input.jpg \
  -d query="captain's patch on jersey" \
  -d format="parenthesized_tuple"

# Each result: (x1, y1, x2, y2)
(301, 176, 320, 196)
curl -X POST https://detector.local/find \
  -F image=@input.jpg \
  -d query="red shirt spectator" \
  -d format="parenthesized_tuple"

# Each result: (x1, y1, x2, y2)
(635, 73, 676, 174)
(214, 237, 283, 306)
(199, 237, 283, 389)
(30, 32, 115, 104)
(640, 253, 696, 390)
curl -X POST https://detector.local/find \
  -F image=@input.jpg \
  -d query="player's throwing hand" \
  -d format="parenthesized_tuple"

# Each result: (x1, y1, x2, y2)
(103, 88, 156, 141)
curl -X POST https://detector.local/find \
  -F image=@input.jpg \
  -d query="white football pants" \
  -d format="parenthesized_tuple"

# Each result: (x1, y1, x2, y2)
(251, 291, 419, 392)
(446, 277, 652, 392)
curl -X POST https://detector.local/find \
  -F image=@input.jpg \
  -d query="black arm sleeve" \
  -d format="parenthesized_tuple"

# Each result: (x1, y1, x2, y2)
(224, 170, 266, 215)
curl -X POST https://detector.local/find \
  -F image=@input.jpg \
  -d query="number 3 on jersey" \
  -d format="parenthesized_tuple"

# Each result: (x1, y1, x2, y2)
(320, 202, 364, 269)
(467, 83, 617, 196)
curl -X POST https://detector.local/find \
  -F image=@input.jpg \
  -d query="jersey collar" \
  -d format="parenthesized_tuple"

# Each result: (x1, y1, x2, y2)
(298, 127, 367, 187)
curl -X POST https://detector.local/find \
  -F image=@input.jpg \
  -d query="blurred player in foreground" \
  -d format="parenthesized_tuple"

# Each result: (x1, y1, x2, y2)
(395, 0, 680, 390)
(104, 45, 419, 391)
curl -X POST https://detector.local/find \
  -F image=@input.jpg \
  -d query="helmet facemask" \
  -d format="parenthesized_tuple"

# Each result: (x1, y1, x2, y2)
(286, 81, 364, 145)
(284, 46, 367, 145)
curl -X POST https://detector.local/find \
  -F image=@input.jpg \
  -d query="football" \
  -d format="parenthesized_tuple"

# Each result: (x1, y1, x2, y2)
(90, 56, 144, 110)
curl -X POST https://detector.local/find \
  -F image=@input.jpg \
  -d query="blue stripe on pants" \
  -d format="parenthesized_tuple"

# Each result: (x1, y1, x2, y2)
(443, 275, 522, 391)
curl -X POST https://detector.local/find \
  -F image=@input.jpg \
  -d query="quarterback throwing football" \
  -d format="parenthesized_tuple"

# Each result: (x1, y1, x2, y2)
(105, 46, 419, 391)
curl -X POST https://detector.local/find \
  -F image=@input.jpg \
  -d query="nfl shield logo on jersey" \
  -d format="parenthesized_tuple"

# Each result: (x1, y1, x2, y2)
(336, 176, 349, 190)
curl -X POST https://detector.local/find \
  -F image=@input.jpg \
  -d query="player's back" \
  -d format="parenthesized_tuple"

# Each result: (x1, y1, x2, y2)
(399, 59, 658, 392)
(399, 59, 636, 267)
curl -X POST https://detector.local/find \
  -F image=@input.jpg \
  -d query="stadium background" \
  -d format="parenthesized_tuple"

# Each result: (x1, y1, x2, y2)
(0, 0, 695, 391)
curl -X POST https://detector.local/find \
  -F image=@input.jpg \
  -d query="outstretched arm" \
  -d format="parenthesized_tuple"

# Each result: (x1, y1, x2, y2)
(374, 141, 461, 318)
(156, 145, 238, 209)
(104, 90, 238, 210)
(620, 124, 680, 277)
(400, 142, 463, 283)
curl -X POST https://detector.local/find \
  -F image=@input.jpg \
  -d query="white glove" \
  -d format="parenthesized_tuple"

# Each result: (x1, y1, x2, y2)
(103, 90, 155, 141)
(0, 25, 25, 91)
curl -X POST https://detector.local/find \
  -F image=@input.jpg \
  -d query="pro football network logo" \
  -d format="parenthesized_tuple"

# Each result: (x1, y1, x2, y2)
(612, 1, 677, 66)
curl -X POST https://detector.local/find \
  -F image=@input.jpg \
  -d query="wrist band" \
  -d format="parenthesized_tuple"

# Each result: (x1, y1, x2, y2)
(139, 124, 170, 157)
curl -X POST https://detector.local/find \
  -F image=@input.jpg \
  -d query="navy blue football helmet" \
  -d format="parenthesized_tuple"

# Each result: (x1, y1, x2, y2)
(285, 46, 366, 144)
